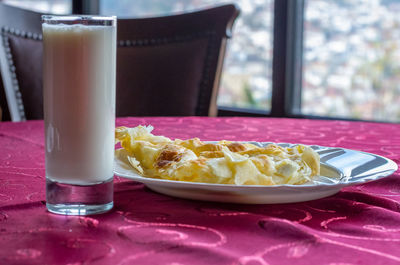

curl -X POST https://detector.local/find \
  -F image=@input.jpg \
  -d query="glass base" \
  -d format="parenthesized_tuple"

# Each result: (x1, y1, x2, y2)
(46, 177, 113, 215)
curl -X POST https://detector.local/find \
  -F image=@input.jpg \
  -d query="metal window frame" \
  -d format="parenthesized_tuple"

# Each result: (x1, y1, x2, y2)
(72, 0, 99, 15)
(284, 0, 304, 117)
(218, 0, 383, 122)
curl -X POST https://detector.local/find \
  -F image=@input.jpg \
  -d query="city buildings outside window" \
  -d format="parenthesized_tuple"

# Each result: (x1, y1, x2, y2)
(302, 0, 400, 122)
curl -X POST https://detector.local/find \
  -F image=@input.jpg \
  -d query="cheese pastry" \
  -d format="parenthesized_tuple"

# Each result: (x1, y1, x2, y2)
(115, 125, 320, 185)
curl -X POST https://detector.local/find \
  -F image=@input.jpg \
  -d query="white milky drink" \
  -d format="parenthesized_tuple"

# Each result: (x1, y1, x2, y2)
(43, 22, 116, 185)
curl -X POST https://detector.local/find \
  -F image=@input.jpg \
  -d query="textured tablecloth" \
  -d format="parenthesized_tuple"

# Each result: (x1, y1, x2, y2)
(1, 117, 400, 265)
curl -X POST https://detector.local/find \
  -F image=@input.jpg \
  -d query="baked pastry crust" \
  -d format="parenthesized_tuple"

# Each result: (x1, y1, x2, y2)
(115, 125, 320, 185)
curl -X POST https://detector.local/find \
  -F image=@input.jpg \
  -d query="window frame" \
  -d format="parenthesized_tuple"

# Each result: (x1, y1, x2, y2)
(222, 0, 382, 123)
(72, 0, 98, 14)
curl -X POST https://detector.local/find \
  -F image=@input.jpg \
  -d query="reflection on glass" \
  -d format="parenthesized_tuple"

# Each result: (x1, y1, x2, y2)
(100, 0, 274, 111)
(303, 0, 400, 122)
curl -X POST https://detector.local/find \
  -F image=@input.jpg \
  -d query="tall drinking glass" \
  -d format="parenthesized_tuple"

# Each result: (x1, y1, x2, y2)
(42, 16, 116, 215)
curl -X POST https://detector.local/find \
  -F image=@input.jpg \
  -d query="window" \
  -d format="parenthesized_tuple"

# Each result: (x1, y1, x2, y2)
(100, 0, 274, 112)
(3, 0, 71, 14)
(301, 0, 400, 122)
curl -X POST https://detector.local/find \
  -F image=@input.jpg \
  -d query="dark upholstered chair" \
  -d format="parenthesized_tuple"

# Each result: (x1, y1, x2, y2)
(0, 3, 239, 121)
(0, 3, 43, 121)
(0, 74, 10, 121)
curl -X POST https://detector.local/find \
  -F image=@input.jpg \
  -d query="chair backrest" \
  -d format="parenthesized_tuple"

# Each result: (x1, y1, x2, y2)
(0, 3, 239, 121)
(116, 5, 239, 117)
(0, 73, 11, 121)
(0, 3, 43, 121)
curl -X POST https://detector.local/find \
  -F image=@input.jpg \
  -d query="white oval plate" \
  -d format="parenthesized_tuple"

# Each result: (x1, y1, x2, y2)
(113, 143, 398, 204)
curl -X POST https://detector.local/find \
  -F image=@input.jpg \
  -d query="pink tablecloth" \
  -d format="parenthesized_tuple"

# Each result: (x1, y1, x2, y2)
(1, 117, 400, 265)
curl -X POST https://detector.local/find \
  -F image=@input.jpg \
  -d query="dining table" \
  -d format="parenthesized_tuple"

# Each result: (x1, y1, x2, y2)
(0, 116, 400, 265)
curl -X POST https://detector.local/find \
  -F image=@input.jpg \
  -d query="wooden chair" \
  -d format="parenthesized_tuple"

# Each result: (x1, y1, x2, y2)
(0, 3, 239, 121)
